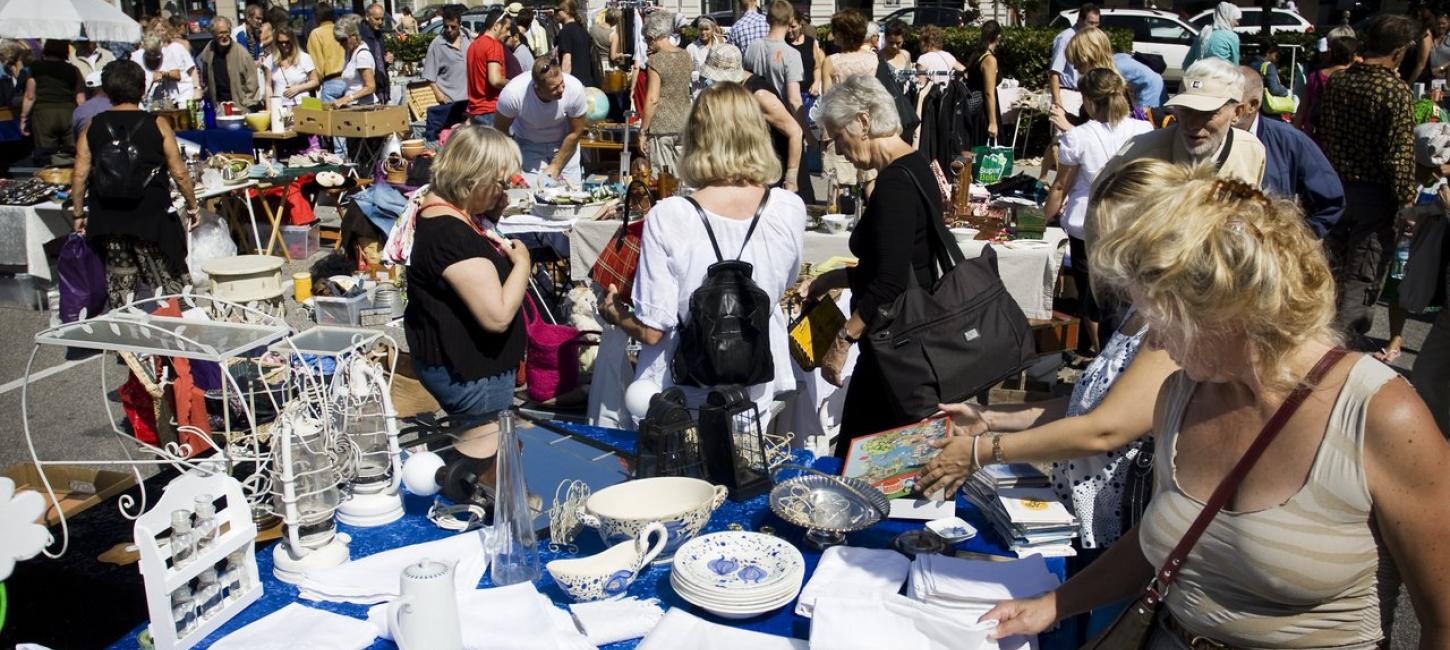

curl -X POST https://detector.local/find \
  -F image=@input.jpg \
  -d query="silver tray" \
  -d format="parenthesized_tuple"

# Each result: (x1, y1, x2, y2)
(769, 470, 889, 550)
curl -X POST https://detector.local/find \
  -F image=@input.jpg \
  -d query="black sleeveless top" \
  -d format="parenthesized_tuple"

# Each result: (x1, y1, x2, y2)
(84, 110, 185, 267)
(792, 36, 816, 89)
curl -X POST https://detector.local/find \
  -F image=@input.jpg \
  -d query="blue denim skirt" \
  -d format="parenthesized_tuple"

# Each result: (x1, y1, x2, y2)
(414, 364, 516, 430)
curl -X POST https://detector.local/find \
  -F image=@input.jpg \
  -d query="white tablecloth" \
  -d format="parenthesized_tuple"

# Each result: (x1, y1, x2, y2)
(0, 203, 72, 283)
(573, 220, 1069, 321)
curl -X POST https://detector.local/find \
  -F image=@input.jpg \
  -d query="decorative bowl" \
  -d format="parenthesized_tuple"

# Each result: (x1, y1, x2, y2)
(547, 522, 667, 602)
(821, 214, 851, 234)
(217, 115, 247, 131)
(671, 531, 804, 593)
(768, 470, 889, 550)
(245, 112, 271, 132)
(400, 139, 427, 160)
(578, 477, 727, 564)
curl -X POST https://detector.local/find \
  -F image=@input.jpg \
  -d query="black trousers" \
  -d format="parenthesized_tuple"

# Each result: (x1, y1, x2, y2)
(1326, 182, 1398, 340)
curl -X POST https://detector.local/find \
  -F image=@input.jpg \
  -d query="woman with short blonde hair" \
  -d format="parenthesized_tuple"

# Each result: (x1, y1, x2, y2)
(1066, 27, 1118, 76)
(404, 126, 531, 460)
(984, 164, 1450, 650)
(599, 82, 806, 417)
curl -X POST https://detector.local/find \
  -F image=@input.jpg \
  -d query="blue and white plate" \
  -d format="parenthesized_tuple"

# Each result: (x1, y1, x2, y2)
(671, 531, 805, 594)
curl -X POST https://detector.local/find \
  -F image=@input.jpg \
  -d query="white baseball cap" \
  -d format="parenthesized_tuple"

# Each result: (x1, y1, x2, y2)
(85, 72, 102, 88)
(1165, 66, 1240, 112)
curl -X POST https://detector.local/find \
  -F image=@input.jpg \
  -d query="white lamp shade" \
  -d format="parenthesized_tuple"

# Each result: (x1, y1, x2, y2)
(402, 451, 446, 496)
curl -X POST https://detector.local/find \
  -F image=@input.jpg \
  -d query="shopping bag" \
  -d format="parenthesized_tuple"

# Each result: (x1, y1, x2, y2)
(58, 234, 106, 323)
(185, 210, 238, 287)
(381, 184, 429, 266)
(971, 140, 1014, 185)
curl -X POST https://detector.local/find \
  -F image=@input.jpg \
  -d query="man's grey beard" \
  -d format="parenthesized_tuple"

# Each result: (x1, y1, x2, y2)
(1181, 129, 1227, 161)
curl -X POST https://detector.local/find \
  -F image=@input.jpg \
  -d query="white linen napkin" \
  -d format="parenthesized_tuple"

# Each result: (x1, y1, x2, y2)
(636, 609, 808, 650)
(211, 603, 377, 650)
(907, 554, 1058, 608)
(367, 581, 596, 650)
(795, 546, 911, 618)
(809, 593, 989, 650)
(569, 597, 665, 645)
(297, 530, 490, 605)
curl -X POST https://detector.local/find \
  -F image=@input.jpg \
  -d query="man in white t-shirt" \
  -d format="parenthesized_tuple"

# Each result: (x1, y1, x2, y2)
(495, 57, 588, 185)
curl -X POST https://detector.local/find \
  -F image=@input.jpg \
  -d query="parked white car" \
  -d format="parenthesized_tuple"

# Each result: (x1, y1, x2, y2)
(1050, 8, 1199, 83)
(1189, 7, 1314, 34)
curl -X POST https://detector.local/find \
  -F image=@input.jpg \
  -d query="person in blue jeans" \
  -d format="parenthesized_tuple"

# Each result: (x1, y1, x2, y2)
(404, 125, 530, 461)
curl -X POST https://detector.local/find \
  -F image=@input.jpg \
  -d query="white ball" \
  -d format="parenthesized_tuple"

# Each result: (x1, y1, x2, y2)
(401, 451, 446, 496)
(624, 380, 662, 419)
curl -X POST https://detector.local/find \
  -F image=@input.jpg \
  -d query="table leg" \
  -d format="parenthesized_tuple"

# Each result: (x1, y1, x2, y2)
(258, 186, 291, 260)
(243, 190, 263, 252)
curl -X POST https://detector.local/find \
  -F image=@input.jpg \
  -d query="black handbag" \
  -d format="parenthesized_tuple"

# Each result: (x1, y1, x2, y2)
(863, 169, 1036, 420)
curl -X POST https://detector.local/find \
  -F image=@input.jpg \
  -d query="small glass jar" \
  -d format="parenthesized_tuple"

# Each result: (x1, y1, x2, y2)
(197, 568, 222, 620)
(170, 586, 195, 636)
(169, 510, 195, 568)
(193, 495, 219, 553)
(222, 550, 245, 600)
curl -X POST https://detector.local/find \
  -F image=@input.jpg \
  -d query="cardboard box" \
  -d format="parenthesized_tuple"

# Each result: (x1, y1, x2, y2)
(332, 105, 410, 138)
(2, 463, 138, 526)
(293, 106, 332, 136)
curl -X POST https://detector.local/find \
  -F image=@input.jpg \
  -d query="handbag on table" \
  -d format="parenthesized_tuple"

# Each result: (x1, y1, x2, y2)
(1083, 347, 1348, 648)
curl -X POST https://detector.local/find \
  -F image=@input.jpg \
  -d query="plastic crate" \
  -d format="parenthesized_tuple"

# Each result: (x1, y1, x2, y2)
(314, 291, 368, 325)
(282, 223, 321, 259)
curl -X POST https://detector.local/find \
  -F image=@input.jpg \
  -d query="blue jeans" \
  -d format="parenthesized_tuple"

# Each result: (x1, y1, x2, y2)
(415, 364, 517, 431)
(518, 138, 581, 187)
(319, 77, 348, 155)
(469, 112, 495, 127)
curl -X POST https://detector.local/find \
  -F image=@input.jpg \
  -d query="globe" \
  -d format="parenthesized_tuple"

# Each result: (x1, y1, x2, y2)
(583, 87, 611, 123)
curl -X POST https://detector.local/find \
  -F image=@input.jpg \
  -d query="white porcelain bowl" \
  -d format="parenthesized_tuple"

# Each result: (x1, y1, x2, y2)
(578, 477, 727, 563)
(821, 213, 851, 234)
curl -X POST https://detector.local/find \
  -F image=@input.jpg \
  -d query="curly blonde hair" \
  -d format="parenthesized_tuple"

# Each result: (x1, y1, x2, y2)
(1066, 27, 1117, 76)
(430, 126, 522, 208)
(1090, 163, 1338, 392)
(678, 82, 781, 188)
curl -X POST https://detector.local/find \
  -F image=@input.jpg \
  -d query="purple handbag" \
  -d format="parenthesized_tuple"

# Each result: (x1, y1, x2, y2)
(58, 234, 106, 322)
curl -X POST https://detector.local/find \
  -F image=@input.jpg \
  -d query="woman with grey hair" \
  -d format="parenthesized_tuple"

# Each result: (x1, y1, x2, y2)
(332, 13, 375, 107)
(640, 10, 691, 175)
(797, 74, 948, 453)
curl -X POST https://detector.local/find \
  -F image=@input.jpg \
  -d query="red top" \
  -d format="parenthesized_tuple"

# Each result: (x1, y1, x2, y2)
(466, 34, 506, 116)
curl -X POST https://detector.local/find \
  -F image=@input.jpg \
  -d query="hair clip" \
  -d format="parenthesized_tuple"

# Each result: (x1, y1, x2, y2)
(1211, 178, 1270, 206)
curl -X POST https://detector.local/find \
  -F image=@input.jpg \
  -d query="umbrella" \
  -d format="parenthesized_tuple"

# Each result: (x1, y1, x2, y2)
(0, 0, 142, 43)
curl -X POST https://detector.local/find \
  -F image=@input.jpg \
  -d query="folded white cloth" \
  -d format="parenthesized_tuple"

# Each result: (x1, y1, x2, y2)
(795, 546, 911, 618)
(211, 603, 377, 650)
(809, 593, 989, 650)
(367, 581, 596, 650)
(569, 597, 665, 646)
(298, 531, 490, 605)
(637, 609, 808, 650)
(907, 554, 1059, 608)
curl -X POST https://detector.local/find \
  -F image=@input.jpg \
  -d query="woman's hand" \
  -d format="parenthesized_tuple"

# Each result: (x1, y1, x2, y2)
(284, 84, 303, 99)
(821, 335, 850, 387)
(598, 283, 628, 327)
(637, 132, 649, 155)
(72, 214, 86, 234)
(330, 96, 351, 109)
(940, 401, 992, 437)
(987, 123, 998, 140)
(1048, 104, 1072, 132)
(504, 238, 531, 268)
(979, 592, 1060, 639)
(185, 206, 201, 229)
(917, 433, 978, 497)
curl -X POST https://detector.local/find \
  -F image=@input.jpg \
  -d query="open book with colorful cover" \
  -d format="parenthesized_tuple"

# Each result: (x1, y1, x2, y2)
(840, 416, 950, 499)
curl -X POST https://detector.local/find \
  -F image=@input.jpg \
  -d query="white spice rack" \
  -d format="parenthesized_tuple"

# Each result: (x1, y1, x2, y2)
(136, 472, 263, 650)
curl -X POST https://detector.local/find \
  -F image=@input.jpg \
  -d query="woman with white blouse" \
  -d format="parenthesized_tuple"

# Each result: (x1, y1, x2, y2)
(599, 81, 805, 416)
(331, 14, 375, 107)
(263, 27, 319, 107)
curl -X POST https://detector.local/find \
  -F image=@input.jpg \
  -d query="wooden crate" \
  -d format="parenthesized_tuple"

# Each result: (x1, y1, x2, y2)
(405, 82, 440, 122)
(332, 105, 410, 138)
(1030, 311, 1080, 354)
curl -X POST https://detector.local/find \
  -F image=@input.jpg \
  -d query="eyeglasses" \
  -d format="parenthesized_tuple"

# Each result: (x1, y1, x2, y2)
(276, 39, 293, 47)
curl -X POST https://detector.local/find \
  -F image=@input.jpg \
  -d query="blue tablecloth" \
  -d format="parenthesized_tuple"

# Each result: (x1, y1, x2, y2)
(110, 422, 1074, 649)
(175, 129, 255, 156)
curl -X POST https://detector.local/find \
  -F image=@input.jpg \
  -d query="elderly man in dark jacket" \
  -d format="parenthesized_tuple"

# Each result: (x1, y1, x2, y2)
(1235, 65, 1345, 237)
(199, 17, 263, 109)
(364, 3, 392, 103)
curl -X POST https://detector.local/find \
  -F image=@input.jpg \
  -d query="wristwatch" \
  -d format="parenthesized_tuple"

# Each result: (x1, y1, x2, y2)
(836, 328, 857, 344)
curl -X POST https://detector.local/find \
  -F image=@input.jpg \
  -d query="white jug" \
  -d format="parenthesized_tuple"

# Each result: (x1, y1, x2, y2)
(388, 559, 463, 650)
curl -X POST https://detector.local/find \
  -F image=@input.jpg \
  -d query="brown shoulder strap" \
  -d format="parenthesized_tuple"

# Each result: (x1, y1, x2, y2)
(1145, 347, 1348, 605)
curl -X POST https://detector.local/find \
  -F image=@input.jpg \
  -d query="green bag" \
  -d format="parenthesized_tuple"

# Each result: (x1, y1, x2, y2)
(972, 139, 1014, 185)
(1260, 62, 1297, 115)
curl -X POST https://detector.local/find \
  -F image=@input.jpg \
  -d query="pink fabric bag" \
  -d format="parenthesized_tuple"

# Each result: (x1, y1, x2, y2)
(522, 297, 592, 403)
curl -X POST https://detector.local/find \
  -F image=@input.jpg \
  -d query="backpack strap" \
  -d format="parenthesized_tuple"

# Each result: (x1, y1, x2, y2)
(683, 189, 772, 263)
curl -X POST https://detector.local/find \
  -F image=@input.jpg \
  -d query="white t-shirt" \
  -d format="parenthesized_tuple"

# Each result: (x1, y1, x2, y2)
(1057, 118, 1153, 239)
(131, 43, 197, 106)
(263, 51, 317, 106)
(495, 73, 587, 143)
(631, 190, 805, 415)
(916, 50, 960, 77)
(342, 44, 376, 102)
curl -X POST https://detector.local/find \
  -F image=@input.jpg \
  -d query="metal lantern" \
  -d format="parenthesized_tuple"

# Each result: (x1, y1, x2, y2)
(698, 386, 771, 501)
(333, 355, 404, 527)
(636, 388, 707, 480)
(270, 401, 351, 584)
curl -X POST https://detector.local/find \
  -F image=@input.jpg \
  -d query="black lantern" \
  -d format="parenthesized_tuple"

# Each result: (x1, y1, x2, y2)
(698, 386, 771, 501)
(637, 388, 708, 480)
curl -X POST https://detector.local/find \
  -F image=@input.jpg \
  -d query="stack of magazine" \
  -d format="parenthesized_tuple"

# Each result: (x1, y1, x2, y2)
(964, 464, 1079, 558)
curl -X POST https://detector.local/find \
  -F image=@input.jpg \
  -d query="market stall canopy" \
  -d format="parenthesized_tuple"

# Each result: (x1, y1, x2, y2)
(0, 0, 142, 43)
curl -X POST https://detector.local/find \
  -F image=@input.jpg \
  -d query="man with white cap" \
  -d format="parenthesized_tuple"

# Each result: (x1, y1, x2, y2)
(71, 70, 110, 138)
(1098, 58, 1265, 188)
(68, 39, 114, 89)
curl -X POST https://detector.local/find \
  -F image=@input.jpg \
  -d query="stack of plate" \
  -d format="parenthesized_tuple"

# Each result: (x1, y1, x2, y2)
(669, 531, 806, 619)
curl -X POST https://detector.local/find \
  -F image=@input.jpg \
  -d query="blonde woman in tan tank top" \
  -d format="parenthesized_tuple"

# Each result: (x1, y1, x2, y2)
(977, 165, 1450, 649)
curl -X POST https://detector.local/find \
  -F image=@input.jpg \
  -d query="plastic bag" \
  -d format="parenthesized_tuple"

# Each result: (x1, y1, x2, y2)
(58, 234, 106, 323)
(186, 210, 238, 287)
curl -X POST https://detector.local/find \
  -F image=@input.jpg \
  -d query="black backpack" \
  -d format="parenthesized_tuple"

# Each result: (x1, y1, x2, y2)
(671, 192, 776, 388)
(90, 115, 160, 201)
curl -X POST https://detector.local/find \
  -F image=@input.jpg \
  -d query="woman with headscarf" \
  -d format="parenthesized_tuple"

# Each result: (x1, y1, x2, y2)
(1184, 1, 1242, 68)
(686, 16, 724, 72)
